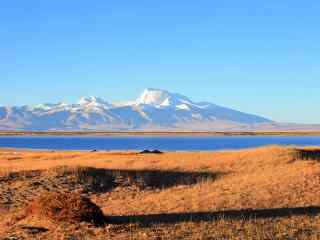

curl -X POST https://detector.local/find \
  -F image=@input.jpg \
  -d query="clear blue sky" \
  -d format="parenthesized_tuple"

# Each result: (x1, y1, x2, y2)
(1, 1, 319, 123)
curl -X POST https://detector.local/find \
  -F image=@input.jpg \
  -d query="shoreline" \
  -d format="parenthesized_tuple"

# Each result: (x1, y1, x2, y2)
(2, 131, 320, 136)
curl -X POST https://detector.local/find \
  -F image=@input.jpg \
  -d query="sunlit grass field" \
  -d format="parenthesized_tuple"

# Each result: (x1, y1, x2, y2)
(0, 146, 319, 239)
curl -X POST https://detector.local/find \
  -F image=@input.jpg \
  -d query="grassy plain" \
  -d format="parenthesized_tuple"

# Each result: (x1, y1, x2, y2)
(0, 146, 319, 239)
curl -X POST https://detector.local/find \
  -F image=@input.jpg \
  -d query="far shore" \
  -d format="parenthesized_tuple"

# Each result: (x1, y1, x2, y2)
(1, 131, 320, 136)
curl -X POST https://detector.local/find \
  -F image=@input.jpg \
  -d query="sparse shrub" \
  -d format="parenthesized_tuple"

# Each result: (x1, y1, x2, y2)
(50, 166, 116, 193)
(50, 166, 217, 191)
(295, 149, 320, 161)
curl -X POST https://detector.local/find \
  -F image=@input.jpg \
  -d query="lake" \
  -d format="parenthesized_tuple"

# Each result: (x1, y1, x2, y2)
(0, 135, 320, 151)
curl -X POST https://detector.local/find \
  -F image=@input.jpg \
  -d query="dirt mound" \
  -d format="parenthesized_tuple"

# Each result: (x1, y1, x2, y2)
(25, 192, 105, 225)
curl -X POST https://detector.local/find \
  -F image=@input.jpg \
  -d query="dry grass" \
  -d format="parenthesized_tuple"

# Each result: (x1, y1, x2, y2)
(24, 192, 105, 225)
(0, 145, 319, 239)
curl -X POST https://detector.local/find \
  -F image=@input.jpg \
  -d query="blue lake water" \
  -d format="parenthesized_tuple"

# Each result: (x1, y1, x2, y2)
(0, 135, 320, 151)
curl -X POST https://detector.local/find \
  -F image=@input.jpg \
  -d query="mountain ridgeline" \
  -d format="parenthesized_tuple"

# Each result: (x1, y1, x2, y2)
(0, 89, 274, 131)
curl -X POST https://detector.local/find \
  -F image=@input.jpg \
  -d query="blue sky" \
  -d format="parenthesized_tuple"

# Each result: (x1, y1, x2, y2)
(1, 1, 319, 123)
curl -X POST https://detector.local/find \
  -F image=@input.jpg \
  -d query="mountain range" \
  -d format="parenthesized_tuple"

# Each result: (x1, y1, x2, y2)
(0, 89, 318, 131)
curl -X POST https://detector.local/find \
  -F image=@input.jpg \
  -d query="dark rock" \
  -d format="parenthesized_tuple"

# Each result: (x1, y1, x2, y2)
(139, 149, 163, 154)
(21, 226, 49, 234)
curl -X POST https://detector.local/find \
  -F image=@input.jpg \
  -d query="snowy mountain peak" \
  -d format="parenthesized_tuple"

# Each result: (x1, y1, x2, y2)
(136, 88, 170, 106)
(0, 88, 273, 131)
(79, 96, 104, 105)
(32, 103, 66, 111)
(135, 88, 192, 108)
(78, 96, 111, 108)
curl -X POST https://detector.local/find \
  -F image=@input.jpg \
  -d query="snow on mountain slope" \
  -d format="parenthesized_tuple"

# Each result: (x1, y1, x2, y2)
(79, 96, 112, 110)
(0, 89, 273, 131)
(135, 88, 192, 108)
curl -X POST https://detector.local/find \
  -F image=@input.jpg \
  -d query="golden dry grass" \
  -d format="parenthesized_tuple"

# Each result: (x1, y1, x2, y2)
(24, 192, 105, 225)
(0, 145, 319, 239)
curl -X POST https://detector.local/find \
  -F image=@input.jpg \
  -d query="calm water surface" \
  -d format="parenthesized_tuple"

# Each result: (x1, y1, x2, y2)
(0, 135, 320, 151)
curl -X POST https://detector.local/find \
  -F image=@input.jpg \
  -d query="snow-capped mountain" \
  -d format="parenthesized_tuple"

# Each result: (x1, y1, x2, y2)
(0, 88, 275, 131)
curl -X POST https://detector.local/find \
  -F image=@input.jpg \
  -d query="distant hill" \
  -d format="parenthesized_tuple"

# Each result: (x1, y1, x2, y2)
(0, 88, 318, 131)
